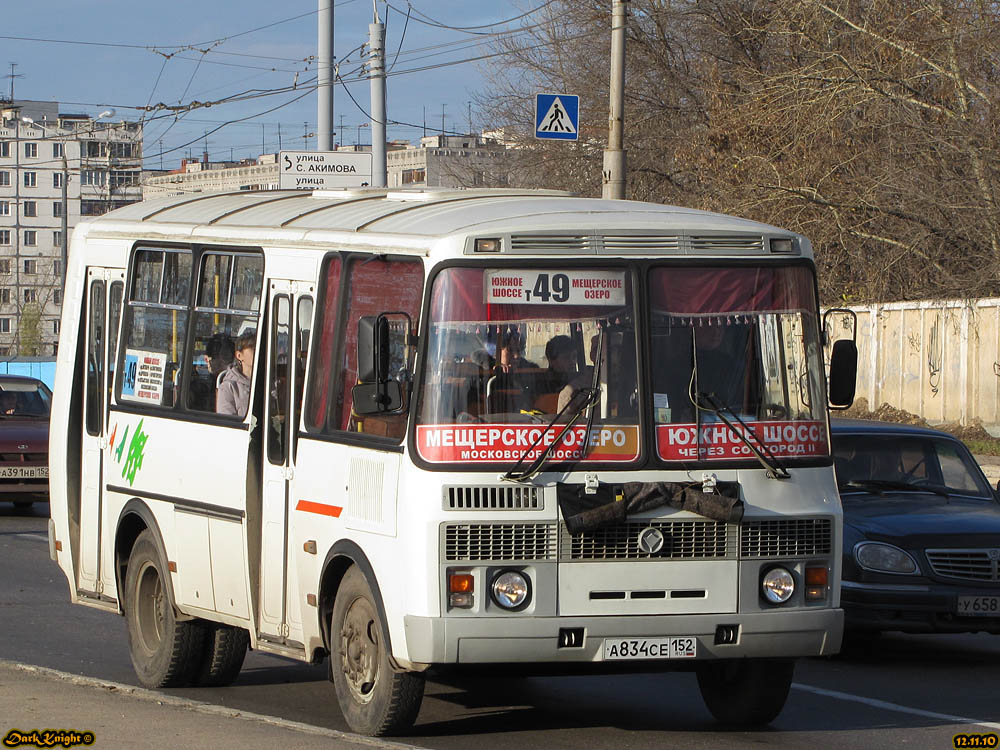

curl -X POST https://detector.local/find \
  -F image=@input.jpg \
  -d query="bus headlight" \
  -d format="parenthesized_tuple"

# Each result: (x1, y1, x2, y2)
(761, 566, 795, 604)
(491, 570, 530, 610)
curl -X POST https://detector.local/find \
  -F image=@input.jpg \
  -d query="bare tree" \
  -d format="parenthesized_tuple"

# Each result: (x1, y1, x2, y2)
(478, 0, 1000, 303)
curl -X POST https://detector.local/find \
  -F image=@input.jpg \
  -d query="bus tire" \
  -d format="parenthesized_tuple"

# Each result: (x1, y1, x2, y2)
(196, 623, 249, 687)
(330, 566, 424, 736)
(124, 529, 205, 688)
(696, 657, 794, 727)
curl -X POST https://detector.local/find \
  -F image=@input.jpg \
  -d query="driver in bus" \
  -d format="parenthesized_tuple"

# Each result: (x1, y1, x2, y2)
(531, 335, 578, 412)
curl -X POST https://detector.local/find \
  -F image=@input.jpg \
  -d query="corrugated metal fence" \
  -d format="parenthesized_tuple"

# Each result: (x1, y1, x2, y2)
(0, 359, 56, 390)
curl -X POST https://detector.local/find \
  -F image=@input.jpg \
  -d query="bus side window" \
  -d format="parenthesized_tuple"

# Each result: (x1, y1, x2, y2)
(185, 251, 263, 415)
(336, 255, 423, 440)
(119, 248, 192, 409)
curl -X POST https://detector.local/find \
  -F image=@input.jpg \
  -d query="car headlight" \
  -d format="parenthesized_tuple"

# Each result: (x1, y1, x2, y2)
(491, 570, 530, 610)
(854, 542, 920, 574)
(761, 566, 795, 604)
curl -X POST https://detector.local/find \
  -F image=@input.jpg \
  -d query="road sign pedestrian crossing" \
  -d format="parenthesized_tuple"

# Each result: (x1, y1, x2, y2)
(535, 93, 579, 140)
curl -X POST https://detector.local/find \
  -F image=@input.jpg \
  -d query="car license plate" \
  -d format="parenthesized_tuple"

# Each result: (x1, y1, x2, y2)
(603, 636, 697, 660)
(957, 595, 1000, 617)
(0, 466, 48, 479)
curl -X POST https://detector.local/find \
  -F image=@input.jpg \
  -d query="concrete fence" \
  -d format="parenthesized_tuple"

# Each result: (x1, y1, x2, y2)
(826, 298, 1000, 429)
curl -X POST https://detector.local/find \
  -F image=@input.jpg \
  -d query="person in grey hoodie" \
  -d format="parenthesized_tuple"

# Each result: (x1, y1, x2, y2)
(217, 331, 255, 417)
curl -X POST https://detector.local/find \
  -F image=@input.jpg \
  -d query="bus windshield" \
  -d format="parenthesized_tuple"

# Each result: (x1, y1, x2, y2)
(416, 266, 640, 465)
(649, 265, 829, 462)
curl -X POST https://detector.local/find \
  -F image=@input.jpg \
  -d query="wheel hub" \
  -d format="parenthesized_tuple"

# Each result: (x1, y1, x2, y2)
(339, 597, 379, 703)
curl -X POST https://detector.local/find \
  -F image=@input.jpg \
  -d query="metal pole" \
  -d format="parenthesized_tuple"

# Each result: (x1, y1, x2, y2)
(602, 0, 628, 200)
(60, 152, 67, 292)
(369, 12, 387, 187)
(317, 0, 335, 150)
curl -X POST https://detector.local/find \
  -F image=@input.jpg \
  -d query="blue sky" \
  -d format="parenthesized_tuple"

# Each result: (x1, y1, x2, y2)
(3, 0, 530, 168)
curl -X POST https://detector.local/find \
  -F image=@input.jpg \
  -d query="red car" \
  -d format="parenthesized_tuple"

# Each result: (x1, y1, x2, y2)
(0, 375, 51, 510)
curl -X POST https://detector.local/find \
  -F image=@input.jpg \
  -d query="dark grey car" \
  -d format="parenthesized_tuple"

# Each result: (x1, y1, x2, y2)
(832, 419, 1000, 635)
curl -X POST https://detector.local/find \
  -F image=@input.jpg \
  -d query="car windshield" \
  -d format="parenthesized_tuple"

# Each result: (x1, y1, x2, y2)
(0, 381, 52, 419)
(416, 266, 639, 466)
(833, 433, 993, 499)
(649, 265, 829, 462)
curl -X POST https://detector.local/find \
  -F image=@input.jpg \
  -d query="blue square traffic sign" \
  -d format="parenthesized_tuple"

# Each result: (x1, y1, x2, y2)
(535, 93, 579, 140)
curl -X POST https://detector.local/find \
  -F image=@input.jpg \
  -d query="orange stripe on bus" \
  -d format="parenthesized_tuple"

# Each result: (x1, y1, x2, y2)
(296, 500, 343, 517)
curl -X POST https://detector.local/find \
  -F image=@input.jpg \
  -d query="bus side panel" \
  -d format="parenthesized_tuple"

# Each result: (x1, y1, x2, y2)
(289, 437, 406, 659)
(104, 411, 252, 623)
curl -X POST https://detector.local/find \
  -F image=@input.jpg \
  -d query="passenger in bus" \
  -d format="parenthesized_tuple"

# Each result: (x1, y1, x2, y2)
(532, 335, 578, 412)
(187, 333, 236, 411)
(217, 331, 255, 417)
(205, 333, 236, 380)
(497, 330, 538, 373)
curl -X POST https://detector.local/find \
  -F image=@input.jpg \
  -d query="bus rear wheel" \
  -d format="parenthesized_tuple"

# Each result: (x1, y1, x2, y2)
(124, 529, 205, 688)
(330, 566, 424, 736)
(196, 623, 249, 687)
(696, 657, 794, 727)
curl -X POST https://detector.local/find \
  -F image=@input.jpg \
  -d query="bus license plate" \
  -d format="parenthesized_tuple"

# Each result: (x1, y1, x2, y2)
(957, 595, 1000, 617)
(0, 466, 48, 479)
(603, 636, 697, 660)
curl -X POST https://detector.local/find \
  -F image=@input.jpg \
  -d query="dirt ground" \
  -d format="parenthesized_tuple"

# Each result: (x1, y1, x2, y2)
(841, 397, 1000, 456)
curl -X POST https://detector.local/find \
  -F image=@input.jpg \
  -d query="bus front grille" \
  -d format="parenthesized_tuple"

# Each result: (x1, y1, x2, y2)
(740, 518, 832, 558)
(559, 520, 735, 561)
(444, 523, 557, 562)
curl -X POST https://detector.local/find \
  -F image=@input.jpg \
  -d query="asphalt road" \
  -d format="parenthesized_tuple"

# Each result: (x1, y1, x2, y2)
(3, 500, 999, 750)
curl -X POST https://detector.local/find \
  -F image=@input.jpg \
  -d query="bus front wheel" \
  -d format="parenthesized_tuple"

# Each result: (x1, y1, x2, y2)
(124, 529, 205, 688)
(696, 657, 794, 727)
(330, 566, 424, 736)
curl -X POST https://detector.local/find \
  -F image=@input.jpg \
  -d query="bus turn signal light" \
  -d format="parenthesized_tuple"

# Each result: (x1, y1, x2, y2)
(449, 572, 474, 609)
(805, 566, 828, 600)
(805, 567, 828, 586)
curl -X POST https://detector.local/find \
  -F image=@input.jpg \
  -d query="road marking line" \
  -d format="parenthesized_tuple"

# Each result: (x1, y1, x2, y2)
(794, 683, 1000, 730)
(0, 659, 429, 750)
(14, 533, 48, 543)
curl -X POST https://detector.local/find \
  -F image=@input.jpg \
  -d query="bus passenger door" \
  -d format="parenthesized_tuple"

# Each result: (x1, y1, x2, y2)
(79, 267, 125, 597)
(259, 281, 313, 644)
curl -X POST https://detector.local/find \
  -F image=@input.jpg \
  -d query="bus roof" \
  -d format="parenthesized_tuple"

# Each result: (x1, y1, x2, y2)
(77, 188, 809, 257)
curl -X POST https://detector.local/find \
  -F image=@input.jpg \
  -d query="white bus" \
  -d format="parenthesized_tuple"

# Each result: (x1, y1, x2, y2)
(49, 188, 857, 736)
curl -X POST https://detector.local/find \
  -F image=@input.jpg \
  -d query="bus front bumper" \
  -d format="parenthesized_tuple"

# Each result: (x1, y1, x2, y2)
(402, 608, 843, 665)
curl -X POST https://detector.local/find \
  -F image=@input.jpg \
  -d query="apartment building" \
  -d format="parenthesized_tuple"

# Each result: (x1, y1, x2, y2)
(0, 99, 142, 356)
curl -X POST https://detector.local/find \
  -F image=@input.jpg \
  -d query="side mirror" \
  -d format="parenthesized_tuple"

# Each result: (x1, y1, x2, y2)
(828, 339, 858, 409)
(357, 315, 390, 384)
(352, 381, 403, 415)
(353, 312, 413, 416)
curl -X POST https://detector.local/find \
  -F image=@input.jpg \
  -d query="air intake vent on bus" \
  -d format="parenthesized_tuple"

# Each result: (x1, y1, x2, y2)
(601, 235, 683, 253)
(443, 523, 557, 562)
(690, 236, 765, 253)
(740, 518, 832, 558)
(444, 485, 542, 511)
(509, 235, 592, 254)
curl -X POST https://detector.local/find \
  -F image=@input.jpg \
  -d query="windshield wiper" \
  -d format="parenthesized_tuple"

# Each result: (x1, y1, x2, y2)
(696, 391, 790, 479)
(503, 328, 605, 483)
(839, 479, 950, 498)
